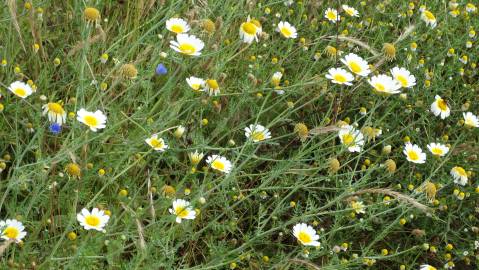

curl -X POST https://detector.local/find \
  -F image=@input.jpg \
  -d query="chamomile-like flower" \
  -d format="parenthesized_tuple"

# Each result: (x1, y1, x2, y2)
(421, 10, 437, 28)
(325, 8, 340, 22)
(145, 134, 168, 152)
(351, 201, 365, 214)
(169, 199, 196, 223)
(292, 223, 320, 247)
(463, 112, 479, 128)
(271, 71, 283, 87)
(189, 150, 204, 165)
(204, 79, 220, 96)
(76, 108, 107, 132)
(326, 67, 354, 85)
(420, 265, 437, 270)
(8, 81, 33, 99)
(0, 219, 26, 242)
(186, 76, 205, 92)
(466, 3, 477, 13)
(427, 143, 449, 157)
(390, 67, 416, 88)
(166, 18, 190, 34)
(340, 53, 371, 77)
(42, 102, 67, 125)
(245, 124, 271, 142)
(206, 155, 233, 174)
(451, 166, 468, 186)
(368, 74, 401, 95)
(342, 5, 359, 17)
(76, 208, 110, 232)
(276, 21, 297, 39)
(403, 143, 426, 164)
(430, 95, 450, 119)
(239, 16, 262, 44)
(170, 34, 204, 56)
(338, 125, 364, 152)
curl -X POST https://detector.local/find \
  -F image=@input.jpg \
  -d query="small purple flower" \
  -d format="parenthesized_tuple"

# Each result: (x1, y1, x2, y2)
(49, 123, 62, 134)
(155, 63, 167, 75)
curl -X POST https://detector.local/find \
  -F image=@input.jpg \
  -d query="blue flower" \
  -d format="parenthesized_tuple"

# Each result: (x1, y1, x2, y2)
(155, 63, 167, 75)
(49, 123, 62, 134)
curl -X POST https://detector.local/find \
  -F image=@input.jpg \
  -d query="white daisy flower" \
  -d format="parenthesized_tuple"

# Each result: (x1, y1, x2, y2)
(8, 81, 33, 99)
(342, 5, 359, 17)
(169, 199, 196, 223)
(239, 16, 262, 44)
(206, 155, 233, 174)
(421, 10, 437, 28)
(204, 79, 220, 96)
(0, 219, 27, 243)
(351, 201, 366, 214)
(76, 108, 107, 132)
(338, 125, 364, 152)
(76, 208, 110, 232)
(276, 21, 297, 39)
(292, 223, 320, 247)
(326, 67, 354, 85)
(145, 134, 168, 152)
(245, 124, 271, 142)
(430, 95, 450, 119)
(427, 143, 449, 157)
(170, 34, 204, 56)
(403, 143, 426, 164)
(390, 67, 416, 88)
(42, 102, 67, 125)
(271, 71, 283, 87)
(420, 265, 437, 270)
(340, 53, 371, 77)
(463, 112, 479, 128)
(186, 76, 205, 92)
(325, 8, 340, 23)
(450, 166, 468, 186)
(466, 3, 477, 13)
(165, 18, 190, 34)
(368, 74, 401, 95)
(189, 150, 204, 165)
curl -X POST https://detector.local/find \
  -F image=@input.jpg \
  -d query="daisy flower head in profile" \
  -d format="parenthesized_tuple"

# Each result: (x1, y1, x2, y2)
(427, 142, 449, 157)
(390, 67, 416, 88)
(0, 219, 26, 243)
(340, 53, 371, 77)
(276, 21, 297, 39)
(76, 108, 107, 132)
(206, 155, 233, 174)
(430, 95, 450, 119)
(368, 74, 401, 95)
(342, 5, 359, 17)
(351, 200, 365, 214)
(76, 208, 110, 232)
(189, 150, 204, 166)
(8, 81, 33, 99)
(326, 67, 354, 85)
(42, 102, 66, 125)
(325, 8, 340, 23)
(166, 17, 190, 34)
(245, 124, 271, 142)
(338, 125, 364, 152)
(170, 34, 204, 56)
(204, 79, 220, 96)
(403, 143, 426, 164)
(450, 166, 468, 186)
(292, 223, 320, 247)
(186, 76, 205, 92)
(145, 134, 168, 152)
(239, 16, 262, 44)
(271, 71, 283, 87)
(420, 265, 437, 270)
(463, 112, 479, 128)
(169, 199, 196, 223)
(421, 9, 437, 28)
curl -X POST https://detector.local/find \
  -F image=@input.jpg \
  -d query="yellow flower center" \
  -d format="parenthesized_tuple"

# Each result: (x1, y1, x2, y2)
(333, 74, 347, 83)
(85, 215, 100, 227)
(211, 160, 225, 171)
(48, 103, 64, 114)
(280, 27, 292, 37)
(150, 138, 164, 149)
(250, 19, 261, 28)
(84, 7, 100, 21)
(242, 22, 257, 35)
(327, 11, 337, 20)
(298, 230, 312, 244)
(174, 206, 189, 218)
(251, 131, 265, 141)
(191, 83, 201, 91)
(171, 24, 184, 33)
(3, 226, 19, 239)
(349, 61, 362, 73)
(207, 79, 219, 89)
(83, 115, 98, 127)
(396, 75, 408, 87)
(465, 117, 475, 126)
(179, 43, 196, 55)
(374, 83, 385, 92)
(431, 147, 443, 155)
(342, 134, 354, 145)
(423, 10, 435, 20)
(345, 9, 354, 16)
(454, 167, 467, 177)
(13, 88, 27, 97)
(437, 99, 448, 111)
(407, 150, 419, 161)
